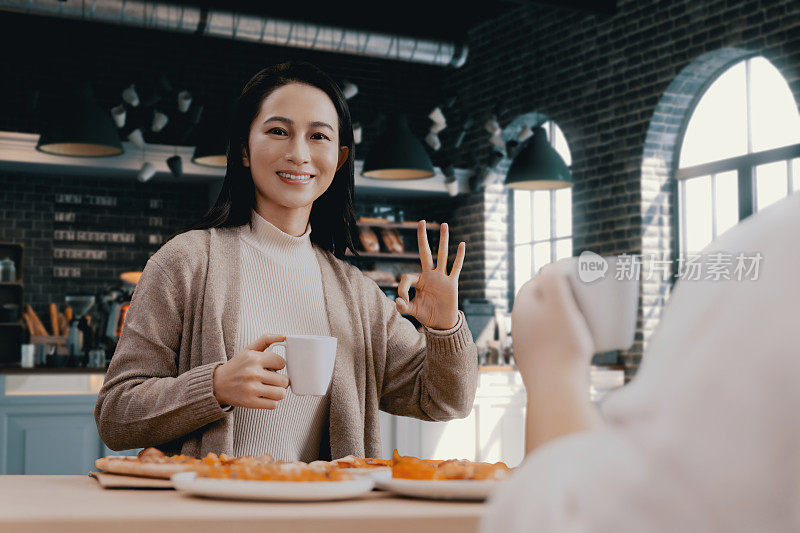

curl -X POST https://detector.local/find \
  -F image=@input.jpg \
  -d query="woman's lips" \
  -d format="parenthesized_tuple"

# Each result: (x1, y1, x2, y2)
(276, 171, 314, 184)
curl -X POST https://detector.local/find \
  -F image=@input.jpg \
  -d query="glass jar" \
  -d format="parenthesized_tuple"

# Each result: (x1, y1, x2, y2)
(0, 257, 15, 282)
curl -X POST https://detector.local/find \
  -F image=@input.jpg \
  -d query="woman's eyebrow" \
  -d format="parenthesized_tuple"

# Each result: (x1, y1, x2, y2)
(309, 121, 334, 131)
(263, 116, 333, 131)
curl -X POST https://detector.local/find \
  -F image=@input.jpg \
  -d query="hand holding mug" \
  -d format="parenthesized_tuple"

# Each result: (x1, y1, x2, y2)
(511, 264, 594, 385)
(396, 221, 466, 330)
(212, 333, 289, 409)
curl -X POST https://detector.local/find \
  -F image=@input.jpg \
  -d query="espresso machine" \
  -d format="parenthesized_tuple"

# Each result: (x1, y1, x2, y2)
(94, 275, 136, 361)
(65, 295, 96, 365)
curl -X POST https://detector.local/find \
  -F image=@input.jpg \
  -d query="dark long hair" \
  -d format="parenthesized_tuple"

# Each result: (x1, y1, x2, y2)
(182, 62, 357, 258)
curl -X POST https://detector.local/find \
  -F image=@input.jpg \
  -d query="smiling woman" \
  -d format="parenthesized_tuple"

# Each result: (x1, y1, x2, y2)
(188, 62, 358, 258)
(94, 61, 478, 464)
(243, 84, 349, 238)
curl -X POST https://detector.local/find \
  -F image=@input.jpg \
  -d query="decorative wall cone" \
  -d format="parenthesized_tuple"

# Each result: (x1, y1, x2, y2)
(127, 128, 145, 148)
(158, 74, 173, 94)
(428, 107, 446, 125)
(178, 90, 192, 113)
(167, 155, 183, 177)
(122, 84, 140, 107)
(430, 121, 447, 134)
(111, 105, 126, 128)
(517, 125, 534, 142)
(445, 180, 459, 197)
(342, 82, 358, 100)
(152, 110, 169, 132)
(489, 132, 506, 149)
(425, 131, 441, 151)
(137, 161, 156, 183)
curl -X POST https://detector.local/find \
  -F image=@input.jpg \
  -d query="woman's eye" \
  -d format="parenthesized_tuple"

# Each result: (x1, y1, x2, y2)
(311, 132, 330, 140)
(267, 127, 286, 135)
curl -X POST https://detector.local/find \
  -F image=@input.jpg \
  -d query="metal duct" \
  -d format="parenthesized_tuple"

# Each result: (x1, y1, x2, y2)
(0, 0, 468, 67)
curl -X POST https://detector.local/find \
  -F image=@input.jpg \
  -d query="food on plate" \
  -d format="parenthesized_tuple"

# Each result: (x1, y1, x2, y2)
(94, 448, 276, 479)
(97, 447, 509, 484)
(196, 459, 353, 481)
(330, 455, 392, 468)
(94, 447, 202, 479)
(392, 450, 511, 481)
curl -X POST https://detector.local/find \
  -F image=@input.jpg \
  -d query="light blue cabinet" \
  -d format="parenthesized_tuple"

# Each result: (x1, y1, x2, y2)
(0, 376, 140, 474)
(1, 394, 103, 474)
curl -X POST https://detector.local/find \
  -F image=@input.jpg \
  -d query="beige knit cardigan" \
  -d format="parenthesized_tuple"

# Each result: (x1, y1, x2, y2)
(95, 226, 478, 460)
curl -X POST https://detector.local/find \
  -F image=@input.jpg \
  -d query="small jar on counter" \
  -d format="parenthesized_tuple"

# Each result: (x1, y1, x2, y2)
(0, 257, 15, 282)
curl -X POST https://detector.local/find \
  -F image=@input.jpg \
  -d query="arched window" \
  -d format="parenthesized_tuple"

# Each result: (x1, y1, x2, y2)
(512, 120, 572, 297)
(677, 56, 800, 254)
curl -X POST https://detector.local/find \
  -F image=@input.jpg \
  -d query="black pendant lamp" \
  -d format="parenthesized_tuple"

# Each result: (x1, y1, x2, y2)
(505, 125, 572, 190)
(36, 82, 123, 157)
(191, 115, 228, 168)
(363, 115, 434, 179)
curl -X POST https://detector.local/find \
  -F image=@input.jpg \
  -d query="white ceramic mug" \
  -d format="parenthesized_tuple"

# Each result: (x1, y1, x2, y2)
(554, 252, 639, 353)
(267, 335, 337, 396)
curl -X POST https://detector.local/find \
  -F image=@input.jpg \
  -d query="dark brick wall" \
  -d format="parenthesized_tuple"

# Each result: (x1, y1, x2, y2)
(439, 0, 800, 374)
(0, 171, 209, 320)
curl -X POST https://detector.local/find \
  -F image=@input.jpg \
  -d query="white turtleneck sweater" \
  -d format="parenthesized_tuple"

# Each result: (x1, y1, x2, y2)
(232, 211, 331, 462)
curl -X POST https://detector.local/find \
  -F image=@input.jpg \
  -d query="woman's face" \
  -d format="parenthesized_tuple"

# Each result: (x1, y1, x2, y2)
(244, 82, 348, 221)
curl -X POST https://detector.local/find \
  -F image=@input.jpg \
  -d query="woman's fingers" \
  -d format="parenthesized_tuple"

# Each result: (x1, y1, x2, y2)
(437, 223, 449, 271)
(261, 370, 290, 389)
(450, 241, 466, 278)
(258, 350, 286, 371)
(255, 383, 287, 402)
(417, 220, 434, 271)
(247, 397, 279, 410)
(396, 273, 420, 316)
(245, 333, 285, 351)
(397, 273, 420, 303)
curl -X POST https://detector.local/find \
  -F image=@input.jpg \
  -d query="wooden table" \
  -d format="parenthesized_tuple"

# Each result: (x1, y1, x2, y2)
(0, 475, 487, 532)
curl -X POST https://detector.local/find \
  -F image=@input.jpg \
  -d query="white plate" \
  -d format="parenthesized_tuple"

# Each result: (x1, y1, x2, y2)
(343, 467, 392, 484)
(376, 478, 502, 501)
(171, 472, 374, 501)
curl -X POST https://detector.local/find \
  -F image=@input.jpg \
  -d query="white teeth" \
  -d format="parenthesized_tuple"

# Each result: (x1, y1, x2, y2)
(277, 171, 312, 180)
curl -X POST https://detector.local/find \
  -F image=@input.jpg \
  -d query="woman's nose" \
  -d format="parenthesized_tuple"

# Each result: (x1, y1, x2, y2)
(285, 138, 311, 164)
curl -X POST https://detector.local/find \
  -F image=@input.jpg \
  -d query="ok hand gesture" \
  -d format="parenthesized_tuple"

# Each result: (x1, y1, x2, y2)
(395, 221, 466, 330)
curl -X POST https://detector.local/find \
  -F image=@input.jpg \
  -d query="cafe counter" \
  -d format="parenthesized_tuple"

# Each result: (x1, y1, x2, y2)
(0, 475, 487, 533)
(0, 368, 527, 475)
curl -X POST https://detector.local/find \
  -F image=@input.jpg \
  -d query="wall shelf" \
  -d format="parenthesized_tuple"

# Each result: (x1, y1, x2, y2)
(356, 221, 441, 230)
(345, 251, 421, 261)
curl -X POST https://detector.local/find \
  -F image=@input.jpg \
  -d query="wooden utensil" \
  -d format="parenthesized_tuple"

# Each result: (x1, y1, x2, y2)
(25, 305, 48, 336)
(49, 303, 59, 336)
(57, 312, 68, 336)
(21, 311, 34, 334)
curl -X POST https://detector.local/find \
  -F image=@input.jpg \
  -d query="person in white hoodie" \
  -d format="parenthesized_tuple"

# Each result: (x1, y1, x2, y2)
(483, 192, 800, 533)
